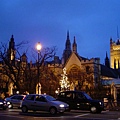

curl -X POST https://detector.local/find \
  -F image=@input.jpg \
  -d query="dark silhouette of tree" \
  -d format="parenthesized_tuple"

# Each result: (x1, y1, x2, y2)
(0, 41, 57, 94)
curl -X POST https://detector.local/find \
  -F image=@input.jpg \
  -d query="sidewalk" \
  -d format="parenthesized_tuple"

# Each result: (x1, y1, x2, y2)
(104, 102, 120, 111)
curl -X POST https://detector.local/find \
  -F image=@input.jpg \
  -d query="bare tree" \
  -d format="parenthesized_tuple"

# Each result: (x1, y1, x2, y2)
(0, 41, 57, 94)
(0, 41, 30, 93)
(32, 46, 58, 94)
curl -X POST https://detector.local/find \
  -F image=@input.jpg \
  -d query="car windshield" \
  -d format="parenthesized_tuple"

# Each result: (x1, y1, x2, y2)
(45, 95, 56, 101)
(83, 93, 92, 100)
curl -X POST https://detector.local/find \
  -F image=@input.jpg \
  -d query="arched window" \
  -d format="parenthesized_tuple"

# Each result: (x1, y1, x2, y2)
(68, 66, 82, 83)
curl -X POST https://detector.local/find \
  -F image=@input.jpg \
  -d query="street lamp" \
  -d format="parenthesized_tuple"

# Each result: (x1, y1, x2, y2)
(36, 42, 42, 94)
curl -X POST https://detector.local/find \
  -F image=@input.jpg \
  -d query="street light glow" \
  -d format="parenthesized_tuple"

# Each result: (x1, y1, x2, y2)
(36, 42, 42, 52)
(36, 42, 42, 94)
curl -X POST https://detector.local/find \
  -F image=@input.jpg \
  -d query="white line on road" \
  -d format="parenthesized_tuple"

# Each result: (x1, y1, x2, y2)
(74, 113, 90, 117)
(0, 114, 24, 119)
(33, 116, 73, 119)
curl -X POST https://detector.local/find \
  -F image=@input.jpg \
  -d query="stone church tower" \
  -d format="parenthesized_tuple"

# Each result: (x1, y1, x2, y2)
(62, 31, 78, 65)
(7, 35, 16, 65)
(72, 36, 77, 53)
(62, 31, 72, 64)
(61, 31, 100, 90)
(110, 37, 120, 69)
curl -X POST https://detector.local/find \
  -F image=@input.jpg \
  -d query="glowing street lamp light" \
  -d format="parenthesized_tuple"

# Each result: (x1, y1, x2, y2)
(36, 42, 42, 52)
(36, 42, 42, 94)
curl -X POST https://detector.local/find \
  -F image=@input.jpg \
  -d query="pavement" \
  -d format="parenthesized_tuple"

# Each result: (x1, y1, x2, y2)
(104, 102, 120, 111)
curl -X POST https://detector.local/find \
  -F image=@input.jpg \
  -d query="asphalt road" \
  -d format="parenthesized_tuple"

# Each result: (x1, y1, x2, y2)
(0, 108, 120, 120)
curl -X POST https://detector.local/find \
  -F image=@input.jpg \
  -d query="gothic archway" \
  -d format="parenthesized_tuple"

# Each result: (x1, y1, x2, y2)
(67, 65, 86, 90)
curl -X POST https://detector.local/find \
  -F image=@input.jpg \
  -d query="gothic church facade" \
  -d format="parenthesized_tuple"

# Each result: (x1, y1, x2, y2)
(0, 32, 101, 95)
(48, 31, 101, 91)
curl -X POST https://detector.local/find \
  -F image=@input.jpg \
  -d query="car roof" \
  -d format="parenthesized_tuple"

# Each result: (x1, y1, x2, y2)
(59, 90, 85, 94)
(8, 94, 26, 97)
(26, 94, 54, 98)
(12, 94, 25, 96)
(26, 94, 38, 95)
(26, 94, 48, 96)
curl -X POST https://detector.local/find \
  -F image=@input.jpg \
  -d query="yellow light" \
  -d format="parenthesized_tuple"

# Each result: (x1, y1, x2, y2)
(36, 42, 42, 51)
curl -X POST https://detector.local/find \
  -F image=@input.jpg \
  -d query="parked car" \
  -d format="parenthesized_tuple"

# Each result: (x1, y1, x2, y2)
(57, 90, 104, 113)
(21, 94, 69, 115)
(0, 98, 8, 110)
(5, 94, 26, 108)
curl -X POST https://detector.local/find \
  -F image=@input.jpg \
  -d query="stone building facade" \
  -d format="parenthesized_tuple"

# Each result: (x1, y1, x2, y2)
(0, 32, 101, 95)
(110, 38, 120, 69)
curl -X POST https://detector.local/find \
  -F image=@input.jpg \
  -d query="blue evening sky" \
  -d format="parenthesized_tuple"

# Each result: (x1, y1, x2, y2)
(0, 0, 120, 64)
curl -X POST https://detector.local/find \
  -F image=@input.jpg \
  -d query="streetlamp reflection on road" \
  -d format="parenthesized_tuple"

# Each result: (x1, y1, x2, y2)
(36, 42, 42, 94)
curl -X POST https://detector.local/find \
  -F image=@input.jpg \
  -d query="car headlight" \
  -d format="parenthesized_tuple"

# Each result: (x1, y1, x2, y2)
(0, 102, 3, 105)
(59, 104, 65, 107)
(99, 102, 102, 105)
(7, 102, 10, 105)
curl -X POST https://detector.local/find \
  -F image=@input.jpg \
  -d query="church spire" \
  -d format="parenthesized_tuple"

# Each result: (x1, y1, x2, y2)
(62, 31, 72, 64)
(116, 26, 120, 45)
(72, 36, 77, 53)
(67, 30, 69, 40)
(8, 35, 16, 65)
(9, 35, 15, 50)
(105, 51, 110, 68)
(65, 30, 71, 50)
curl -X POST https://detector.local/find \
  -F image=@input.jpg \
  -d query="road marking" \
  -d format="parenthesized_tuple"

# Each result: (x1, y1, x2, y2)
(74, 113, 90, 117)
(33, 116, 73, 119)
(8, 109, 21, 112)
(0, 114, 24, 118)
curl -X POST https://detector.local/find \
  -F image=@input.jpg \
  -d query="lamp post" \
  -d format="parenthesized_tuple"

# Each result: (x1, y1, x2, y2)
(36, 42, 42, 94)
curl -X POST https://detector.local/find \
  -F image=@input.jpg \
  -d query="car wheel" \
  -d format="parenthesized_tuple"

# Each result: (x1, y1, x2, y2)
(8, 103, 13, 109)
(90, 106, 97, 113)
(22, 106, 28, 113)
(49, 107, 57, 115)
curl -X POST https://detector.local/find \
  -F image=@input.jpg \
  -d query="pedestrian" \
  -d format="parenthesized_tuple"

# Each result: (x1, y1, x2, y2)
(106, 91, 114, 110)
